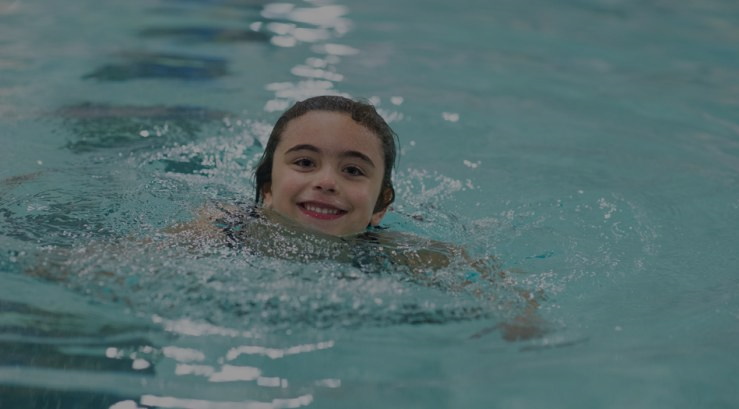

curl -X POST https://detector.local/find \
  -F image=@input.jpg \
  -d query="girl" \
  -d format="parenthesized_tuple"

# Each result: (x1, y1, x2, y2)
(173, 95, 463, 271)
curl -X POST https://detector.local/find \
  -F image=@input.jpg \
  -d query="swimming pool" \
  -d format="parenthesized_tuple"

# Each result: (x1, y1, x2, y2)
(1, 0, 738, 407)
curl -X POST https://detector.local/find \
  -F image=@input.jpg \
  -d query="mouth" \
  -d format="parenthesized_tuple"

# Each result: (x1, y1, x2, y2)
(298, 202, 347, 220)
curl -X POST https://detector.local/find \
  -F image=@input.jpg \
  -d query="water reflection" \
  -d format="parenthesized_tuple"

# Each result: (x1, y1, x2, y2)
(261, 3, 350, 31)
(225, 341, 334, 360)
(256, 0, 364, 112)
(137, 393, 313, 409)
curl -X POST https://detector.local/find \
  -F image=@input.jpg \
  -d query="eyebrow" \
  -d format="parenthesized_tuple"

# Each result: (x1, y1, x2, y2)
(284, 144, 376, 168)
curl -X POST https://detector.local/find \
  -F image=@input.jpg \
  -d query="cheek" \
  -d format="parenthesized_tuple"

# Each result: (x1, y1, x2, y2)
(353, 184, 381, 212)
(266, 172, 302, 206)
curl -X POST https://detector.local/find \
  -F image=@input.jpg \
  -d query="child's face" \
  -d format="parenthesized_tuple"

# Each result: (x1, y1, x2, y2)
(262, 111, 388, 236)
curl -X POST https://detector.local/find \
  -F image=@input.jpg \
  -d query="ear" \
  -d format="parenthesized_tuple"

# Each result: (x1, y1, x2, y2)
(261, 183, 273, 208)
(370, 205, 388, 226)
(370, 188, 393, 226)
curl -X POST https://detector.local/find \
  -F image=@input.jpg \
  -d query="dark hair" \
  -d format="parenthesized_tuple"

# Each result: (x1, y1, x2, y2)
(254, 95, 397, 213)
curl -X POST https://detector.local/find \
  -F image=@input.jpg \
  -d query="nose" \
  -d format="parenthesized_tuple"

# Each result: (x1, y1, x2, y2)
(313, 169, 337, 193)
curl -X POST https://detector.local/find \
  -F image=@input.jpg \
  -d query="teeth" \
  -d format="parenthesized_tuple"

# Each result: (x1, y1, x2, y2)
(305, 204, 340, 215)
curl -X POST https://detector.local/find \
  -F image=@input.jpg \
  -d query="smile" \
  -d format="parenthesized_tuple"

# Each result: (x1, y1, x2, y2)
(299, 202, 346, 220)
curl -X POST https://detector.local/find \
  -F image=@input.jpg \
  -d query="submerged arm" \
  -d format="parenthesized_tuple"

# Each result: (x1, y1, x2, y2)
(381, 232, 546, 341)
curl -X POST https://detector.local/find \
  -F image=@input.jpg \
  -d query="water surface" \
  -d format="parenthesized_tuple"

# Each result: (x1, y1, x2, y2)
(1, 0, 738, 408)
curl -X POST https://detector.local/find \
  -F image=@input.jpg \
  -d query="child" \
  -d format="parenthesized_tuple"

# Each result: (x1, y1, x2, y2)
(173, 95, 461, 271)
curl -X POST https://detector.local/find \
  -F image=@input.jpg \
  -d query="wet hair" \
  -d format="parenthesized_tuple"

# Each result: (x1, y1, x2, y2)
(254, 95, 397, 213)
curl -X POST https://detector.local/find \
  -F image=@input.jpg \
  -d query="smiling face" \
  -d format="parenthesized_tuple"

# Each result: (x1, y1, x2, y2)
(261, 111, 389, 236)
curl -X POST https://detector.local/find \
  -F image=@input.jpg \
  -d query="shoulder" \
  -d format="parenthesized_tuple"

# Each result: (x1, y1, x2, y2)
(359, 230, 463, 272)
(162, 203, 259, 244)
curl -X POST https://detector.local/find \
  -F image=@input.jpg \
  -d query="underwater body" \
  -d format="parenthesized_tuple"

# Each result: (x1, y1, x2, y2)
(1, 0, 739, 408)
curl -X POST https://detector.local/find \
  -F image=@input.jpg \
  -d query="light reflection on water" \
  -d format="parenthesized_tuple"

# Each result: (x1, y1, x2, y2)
(137, 393, 314, 409)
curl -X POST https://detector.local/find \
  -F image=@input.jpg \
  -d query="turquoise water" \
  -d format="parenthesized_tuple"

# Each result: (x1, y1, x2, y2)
(2, 0, 739, 407)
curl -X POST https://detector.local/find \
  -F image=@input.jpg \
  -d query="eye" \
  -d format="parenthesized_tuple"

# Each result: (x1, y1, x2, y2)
(293, 158, 315, 168)
(343, 165, 365, 177)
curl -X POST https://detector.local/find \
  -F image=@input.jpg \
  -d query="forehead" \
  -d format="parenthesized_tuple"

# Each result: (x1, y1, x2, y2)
(277, 111, 384, 159)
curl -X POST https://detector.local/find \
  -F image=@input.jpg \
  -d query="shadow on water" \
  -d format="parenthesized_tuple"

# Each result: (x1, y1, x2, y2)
(83, 52, 229, 82)
(56, 102, 231, 153)
(0, 295, 157, 408)
(0, 203, 108, 245)
(139, 26, 271, 44)
(155, 0, 269, 8)
(0, 387, 131, 409)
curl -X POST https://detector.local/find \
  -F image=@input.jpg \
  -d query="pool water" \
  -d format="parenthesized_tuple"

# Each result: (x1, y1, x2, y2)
(2, 0, 739, 407)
